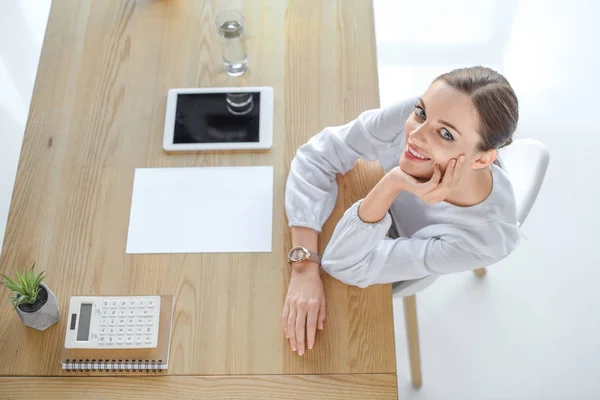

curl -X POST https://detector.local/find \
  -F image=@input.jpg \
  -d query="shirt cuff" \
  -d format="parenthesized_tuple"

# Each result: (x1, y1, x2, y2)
(287, 219, 322, 233)
(347, 199, 393, 230)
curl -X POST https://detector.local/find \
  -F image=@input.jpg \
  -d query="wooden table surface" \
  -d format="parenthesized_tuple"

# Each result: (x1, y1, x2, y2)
(0, 0, 396, 397)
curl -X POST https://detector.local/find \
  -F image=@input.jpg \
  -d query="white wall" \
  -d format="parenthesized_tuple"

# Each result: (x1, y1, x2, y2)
(0, 0, 51, 249)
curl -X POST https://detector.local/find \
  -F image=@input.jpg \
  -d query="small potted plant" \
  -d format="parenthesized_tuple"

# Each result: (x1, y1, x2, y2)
(1, 265, 60, 331)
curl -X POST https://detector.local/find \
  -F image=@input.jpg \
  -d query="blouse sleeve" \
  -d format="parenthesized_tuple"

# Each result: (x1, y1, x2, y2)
(321, 201, 520, 288)
(285, 98, 416, 232)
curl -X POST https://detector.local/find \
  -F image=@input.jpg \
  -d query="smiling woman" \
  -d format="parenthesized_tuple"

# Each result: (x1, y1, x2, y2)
(282, 66, 524, 357)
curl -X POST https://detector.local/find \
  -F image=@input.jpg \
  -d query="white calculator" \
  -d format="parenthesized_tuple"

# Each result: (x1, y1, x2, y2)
(65, 296, 161, 349)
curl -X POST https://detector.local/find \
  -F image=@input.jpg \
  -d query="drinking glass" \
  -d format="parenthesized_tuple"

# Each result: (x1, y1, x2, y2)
(215, 10, 248, 76)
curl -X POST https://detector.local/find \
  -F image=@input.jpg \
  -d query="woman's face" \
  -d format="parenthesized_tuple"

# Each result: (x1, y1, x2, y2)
(400, 80, 492, 180)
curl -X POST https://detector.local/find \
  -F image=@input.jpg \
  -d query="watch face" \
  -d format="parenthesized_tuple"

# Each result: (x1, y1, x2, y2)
(288, 247, 307, 262)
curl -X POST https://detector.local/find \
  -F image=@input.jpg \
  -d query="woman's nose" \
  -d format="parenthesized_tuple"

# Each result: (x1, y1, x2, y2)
(408, 125, 429, 146)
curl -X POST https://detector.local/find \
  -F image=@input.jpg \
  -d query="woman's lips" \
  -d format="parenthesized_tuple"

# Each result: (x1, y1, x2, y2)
(404, 145, 431, 163)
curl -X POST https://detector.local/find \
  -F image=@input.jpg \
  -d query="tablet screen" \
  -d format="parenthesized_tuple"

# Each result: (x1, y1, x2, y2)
(173, 92, 261, 144)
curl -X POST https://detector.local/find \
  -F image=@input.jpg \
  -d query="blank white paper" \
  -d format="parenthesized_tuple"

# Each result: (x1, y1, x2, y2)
(126, 166, 273, 254)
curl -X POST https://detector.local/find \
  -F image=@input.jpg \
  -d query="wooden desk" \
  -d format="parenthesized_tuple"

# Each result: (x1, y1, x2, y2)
(0, 0, 396, 398)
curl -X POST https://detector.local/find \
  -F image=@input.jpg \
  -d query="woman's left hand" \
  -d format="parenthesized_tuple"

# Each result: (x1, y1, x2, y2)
(387, 156, 466, 204)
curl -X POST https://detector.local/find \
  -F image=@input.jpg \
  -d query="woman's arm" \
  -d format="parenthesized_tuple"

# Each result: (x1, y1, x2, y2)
(357, 173, 403, 223)
(321, 164, 521, 287)
(283, 98, 416, 357)
(285, 98, 417, 232)
(282, 227, 323, 356)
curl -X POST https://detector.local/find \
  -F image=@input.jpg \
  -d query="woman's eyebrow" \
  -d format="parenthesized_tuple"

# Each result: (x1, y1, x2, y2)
(418, 97, 463, 137)
(439, 119, 463, 136)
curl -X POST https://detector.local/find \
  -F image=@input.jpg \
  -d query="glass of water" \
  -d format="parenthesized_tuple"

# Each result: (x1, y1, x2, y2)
(216, 10, 248, 76)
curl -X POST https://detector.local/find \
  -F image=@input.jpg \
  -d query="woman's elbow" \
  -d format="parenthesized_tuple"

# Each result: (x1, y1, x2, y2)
(321, 259, 375, 288)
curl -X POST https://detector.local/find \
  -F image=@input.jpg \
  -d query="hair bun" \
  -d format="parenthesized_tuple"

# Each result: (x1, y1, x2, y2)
(500, 137, 513, 148)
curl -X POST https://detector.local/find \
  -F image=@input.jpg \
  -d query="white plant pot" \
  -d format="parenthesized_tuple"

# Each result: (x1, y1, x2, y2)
(15, 282, 60, 331)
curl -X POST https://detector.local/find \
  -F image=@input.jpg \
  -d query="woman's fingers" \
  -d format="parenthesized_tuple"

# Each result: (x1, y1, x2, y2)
(287, 308, 297, 352)
(421, 164, 441, 193)
(422, 158, 460, 203)
(439, 158, 457, 191)
(285, 298, 324, 355)
(306, 304, 319, 350)
(453, 155, 466, 184)
(318, 296, 326, 330)
(295, 305, 308, 356)
(281, 301, 290, 338)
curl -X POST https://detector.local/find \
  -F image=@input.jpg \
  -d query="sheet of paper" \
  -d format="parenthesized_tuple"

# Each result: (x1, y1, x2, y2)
(126, 166, 273, 254)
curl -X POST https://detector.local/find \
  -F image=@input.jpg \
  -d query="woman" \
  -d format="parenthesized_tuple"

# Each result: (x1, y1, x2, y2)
(282, 66, 524, 356)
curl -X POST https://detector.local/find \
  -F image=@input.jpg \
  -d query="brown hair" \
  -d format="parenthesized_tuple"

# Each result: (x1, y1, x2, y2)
(434, 66, 518, 151)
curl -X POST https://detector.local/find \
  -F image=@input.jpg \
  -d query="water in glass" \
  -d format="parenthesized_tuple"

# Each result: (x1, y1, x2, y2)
(218, 19, 248, 76)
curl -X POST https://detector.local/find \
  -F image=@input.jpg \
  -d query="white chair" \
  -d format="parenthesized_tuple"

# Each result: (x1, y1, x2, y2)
(394, 138, 550, 388)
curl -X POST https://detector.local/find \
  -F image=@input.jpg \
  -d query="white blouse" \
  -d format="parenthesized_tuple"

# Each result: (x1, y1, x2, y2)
(285, 96, 525, 288)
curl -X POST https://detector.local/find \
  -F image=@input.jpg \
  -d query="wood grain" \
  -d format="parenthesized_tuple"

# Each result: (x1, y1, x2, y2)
(0, 0, 396, 381)
(0, 374, 398, 400)
(403, 295, 422, 388)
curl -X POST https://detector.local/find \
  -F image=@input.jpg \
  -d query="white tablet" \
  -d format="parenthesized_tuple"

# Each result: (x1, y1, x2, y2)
(163, 87, 273, 152)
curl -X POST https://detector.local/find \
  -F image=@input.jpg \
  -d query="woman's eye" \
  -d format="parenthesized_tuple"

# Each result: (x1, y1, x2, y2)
(440, 128, 454, 141)
(414, 105, 426, 120)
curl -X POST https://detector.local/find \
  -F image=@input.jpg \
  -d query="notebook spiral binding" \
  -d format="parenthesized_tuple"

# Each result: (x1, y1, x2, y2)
(64, 359, 163, 372)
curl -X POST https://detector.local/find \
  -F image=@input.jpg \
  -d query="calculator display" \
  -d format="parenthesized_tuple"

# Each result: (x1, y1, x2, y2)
(76, 303, 92, 341)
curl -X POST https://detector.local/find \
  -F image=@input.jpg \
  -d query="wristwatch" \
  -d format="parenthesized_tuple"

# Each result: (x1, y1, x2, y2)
(287, 246, 321, 266)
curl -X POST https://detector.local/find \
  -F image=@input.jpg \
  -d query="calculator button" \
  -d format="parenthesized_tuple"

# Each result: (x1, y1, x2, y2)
(100, 327, 107, 334)
(127, 309, 136, 317)
(145, 318, 153, 326)
(128, 300, 137, 308)
(107, 336, 115, 345)
(117, 328, 125, 335)
(102, 300, 110, 308)
(126, 336, 134, 344)
(118, 319, 126, 326)
(108, 327, 116, 335)
(98, 336, 106, 344)
(116, 337, 125, 344)
(144, 327, 153, 334)
(100, 319, 108, 326)
(127, 318, 135, 326)
(137, 309, 150, 317)
(135, 327, 143, 335)
(126, 327, 134, 335)
(119, 310, 127, 317)
(135, 336, 143, 344)
(101, 309, 108, 317)
(109, 319, 117, 326)
(144, 336, 153, 344)
(138, 300, 146, 308)
(109, 309, 117, 317)
(119, 300, 127, 308)
(111, 300, 118, 308)
(136, 319, 145, 326)
(147, 300, 155, 308)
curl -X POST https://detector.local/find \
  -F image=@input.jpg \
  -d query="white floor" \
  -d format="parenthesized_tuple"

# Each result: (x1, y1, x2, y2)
(1, 0, 599, 398)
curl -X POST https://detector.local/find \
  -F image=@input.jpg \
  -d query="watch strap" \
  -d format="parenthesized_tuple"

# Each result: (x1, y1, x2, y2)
(306, 251, 321, 265)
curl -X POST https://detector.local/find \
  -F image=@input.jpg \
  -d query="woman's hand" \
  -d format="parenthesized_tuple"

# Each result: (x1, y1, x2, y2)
(281, 262, 326, 356)
(388, 156, 465, 204)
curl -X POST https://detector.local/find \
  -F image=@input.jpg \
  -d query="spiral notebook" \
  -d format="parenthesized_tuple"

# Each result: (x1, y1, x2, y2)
(60, 295, 174, 372)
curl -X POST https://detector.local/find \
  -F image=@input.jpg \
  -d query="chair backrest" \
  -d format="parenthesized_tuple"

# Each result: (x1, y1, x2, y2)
(497, 139, 550, 226)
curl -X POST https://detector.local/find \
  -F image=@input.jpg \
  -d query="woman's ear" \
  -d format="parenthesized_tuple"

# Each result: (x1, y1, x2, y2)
(471, 149, 497, 170)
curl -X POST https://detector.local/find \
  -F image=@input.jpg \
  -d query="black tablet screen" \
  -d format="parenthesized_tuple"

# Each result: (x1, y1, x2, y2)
(174, 92, 261, 144)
